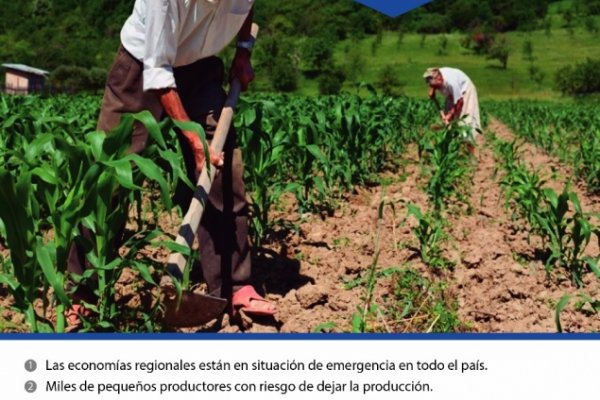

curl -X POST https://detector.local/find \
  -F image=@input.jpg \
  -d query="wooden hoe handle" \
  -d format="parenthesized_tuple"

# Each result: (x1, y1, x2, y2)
(166, 24, 259, 279)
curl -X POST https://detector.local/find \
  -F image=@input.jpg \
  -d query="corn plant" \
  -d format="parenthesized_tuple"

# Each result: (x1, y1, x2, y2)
(0, 103, 194, 331)
(491, 100, 600, 194)
(234, 93, 426, 240)
(351, 197, 386, 333)
(494, 136, 600, 287)
(500, 164, 547, 230)
(555, 293, 600, 332)
(534, 188, 600, 287)
(492, 136, 522, 177)
(406, 204, 449, 269)
(235, 99, 289, 245)
(418, 122, 473, 213)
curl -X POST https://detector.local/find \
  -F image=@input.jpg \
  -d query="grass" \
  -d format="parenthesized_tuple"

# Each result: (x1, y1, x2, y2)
(333, 27, 599, 100)
(250, 23, 600, 101)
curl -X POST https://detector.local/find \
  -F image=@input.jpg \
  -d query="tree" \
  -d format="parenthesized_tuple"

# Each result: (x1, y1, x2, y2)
(486, 36, 510, 69)
(344, 49, 366, 84)
(555, 58, 600, 95)
(376, 65, 404, 96)
(437, 35, 449, 56)
(318, 62, 346, 95)
(301, 35, 334, 75)
(255, 33, 300, 92)
(49, 65, 106, 93)
(584, 16, 599, 34)
(528, 64, 545, 87)
(522, 39, 535, 63)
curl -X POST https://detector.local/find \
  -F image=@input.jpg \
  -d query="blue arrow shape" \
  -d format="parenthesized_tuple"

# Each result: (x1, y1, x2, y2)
(355, 0, 432, 17)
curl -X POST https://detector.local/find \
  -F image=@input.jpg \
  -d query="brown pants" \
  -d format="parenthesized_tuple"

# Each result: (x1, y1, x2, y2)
(68, 46, 251, 299)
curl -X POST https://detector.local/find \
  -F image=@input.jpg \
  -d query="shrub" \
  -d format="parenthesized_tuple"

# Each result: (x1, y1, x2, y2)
(301, 35, 334, 75)
(376, 65, 404, 97)
(486, 36, 510, 69)
(555, 58, 600, 95)
(415, 13, 450, 34)
(270, 58, 299, 92)
(318, 63, 346, 95)
(344, 49, 366, 84)
(49, 65, 106, 93)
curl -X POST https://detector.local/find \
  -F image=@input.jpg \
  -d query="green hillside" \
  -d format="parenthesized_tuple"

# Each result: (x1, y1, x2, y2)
(321, 27, 600, 100)
(1, 0, 599, 100)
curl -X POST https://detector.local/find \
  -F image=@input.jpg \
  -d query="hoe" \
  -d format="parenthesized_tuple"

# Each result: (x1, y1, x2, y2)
(159, 24, 259, 328)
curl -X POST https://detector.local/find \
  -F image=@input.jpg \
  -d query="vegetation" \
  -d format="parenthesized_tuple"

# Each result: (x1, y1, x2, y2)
(2, 1, 598, 98)
(491, 101, 600, 193)
(1, 0, 599, 335)
(492, 133, 600, 288)
(555, 58, 600, 95)
(0, 92, 436, 331)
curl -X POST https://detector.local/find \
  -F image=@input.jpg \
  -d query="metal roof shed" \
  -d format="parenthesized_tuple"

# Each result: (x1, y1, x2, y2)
(2, 63, 49, 95)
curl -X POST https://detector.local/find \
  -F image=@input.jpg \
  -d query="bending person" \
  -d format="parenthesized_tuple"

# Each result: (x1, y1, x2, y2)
(423, 67, 482, 153)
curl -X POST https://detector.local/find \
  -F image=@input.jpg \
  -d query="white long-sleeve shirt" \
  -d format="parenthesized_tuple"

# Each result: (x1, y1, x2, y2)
(439, 67, 472, 105)
(439, 67, 481, 137)
(121, 0, 254, 91)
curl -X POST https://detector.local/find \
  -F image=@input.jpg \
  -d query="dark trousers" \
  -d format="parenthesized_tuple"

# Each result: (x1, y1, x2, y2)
(68, 46, 251, 300)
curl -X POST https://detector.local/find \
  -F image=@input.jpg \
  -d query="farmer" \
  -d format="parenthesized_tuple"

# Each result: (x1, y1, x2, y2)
(67, 0, 275, 325)
(423, 67, 481, 153)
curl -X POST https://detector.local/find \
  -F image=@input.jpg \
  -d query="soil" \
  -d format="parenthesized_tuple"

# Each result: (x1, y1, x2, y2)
(1, 118, 599, 333)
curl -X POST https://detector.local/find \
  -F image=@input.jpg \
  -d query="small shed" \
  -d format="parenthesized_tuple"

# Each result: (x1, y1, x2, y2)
(2, 63, 49, 95)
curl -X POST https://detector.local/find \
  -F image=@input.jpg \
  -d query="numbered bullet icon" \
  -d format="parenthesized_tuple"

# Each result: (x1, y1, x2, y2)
(25, 380, 37, 393)
(25, 359, 37, 372)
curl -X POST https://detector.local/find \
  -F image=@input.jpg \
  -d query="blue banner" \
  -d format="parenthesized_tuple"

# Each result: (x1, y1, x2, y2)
(355, 0, 432, 17)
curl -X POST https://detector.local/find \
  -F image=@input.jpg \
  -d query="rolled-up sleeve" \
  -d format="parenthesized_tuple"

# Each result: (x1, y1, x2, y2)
(143, 0, 179, 91)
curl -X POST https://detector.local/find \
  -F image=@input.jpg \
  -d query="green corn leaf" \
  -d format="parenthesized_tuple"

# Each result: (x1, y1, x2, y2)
(312, 321, 337, 333)
(584, 257, 600, 278)
(241, 107, 256, 125)
(121, 229, 163, 253)
(351, 312, 365, 333)
(555, 294, 571, 333)
(568, 191, 583, 215)
(86, 131, 106, 161)
(0, 170, 34, 274)
(283, 182, 302, 193)
(36, 241, 70, 307)
(305, 144, 327, 163)
(154, 240, 194, 257)
(128, 154, 172, 209)
(103, 114, 135, 157)
(31, 166, 59, 185)
(0, 273, 22, 293)
(132, 261, 157, 286)
(24, 133, 53, 163)
(103, 159, 141, 190)
(158, 148, 194, 189)
(172, 120, 207, 146)
(313, 175, 326, 195)
(134, 111, 166, 149)
(407, 204, 423, 220)
(86, 255, 121, 271)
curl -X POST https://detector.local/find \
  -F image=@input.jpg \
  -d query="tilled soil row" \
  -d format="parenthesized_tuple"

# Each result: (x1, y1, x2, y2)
(448, 118, 599, 332)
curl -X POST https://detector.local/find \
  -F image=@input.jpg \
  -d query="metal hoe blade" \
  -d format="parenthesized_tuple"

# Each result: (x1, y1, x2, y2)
(160, 286, 228, 327)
